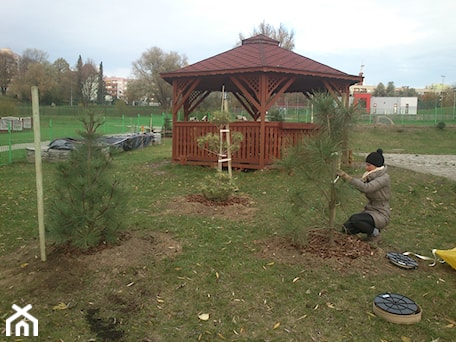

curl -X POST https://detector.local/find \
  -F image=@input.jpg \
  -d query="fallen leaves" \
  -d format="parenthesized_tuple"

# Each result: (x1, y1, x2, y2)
(326, 302, 336, 309)
(198, 313, 210, 321)
(262, 261, 275, 270)
(445, 317, 456, 328)
(52, 302, 68, 310)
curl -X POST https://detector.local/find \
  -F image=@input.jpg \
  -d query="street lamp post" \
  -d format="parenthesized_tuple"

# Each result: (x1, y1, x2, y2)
(433, 85, 437, 125)
(453, 88, 455, 121)
(441, 75, 445, 118)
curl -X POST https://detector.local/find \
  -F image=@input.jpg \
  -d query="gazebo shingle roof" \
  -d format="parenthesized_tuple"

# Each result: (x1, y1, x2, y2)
(162, 34, 360, 85)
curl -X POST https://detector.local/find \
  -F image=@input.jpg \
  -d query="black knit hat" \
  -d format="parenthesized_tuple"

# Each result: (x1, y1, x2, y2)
(366, 148, 384, 167)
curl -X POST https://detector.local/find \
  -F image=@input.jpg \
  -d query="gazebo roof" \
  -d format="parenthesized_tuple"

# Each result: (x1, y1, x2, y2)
(161, 34, 362, 93)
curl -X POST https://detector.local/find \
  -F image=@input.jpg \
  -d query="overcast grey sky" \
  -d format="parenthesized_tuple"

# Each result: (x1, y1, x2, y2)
(2, 0, 455, 88)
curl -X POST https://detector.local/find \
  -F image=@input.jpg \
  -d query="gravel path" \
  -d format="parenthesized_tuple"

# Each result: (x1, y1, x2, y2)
(384, 154, 456, 181)
(356, 153, 456, 181)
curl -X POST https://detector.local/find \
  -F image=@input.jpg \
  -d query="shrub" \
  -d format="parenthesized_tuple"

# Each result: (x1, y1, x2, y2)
(437, 121, 446, 130)
(200, 172, 238, 202)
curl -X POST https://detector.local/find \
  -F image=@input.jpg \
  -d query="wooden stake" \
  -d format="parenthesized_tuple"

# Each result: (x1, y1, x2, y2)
(31, 86, 46, 261)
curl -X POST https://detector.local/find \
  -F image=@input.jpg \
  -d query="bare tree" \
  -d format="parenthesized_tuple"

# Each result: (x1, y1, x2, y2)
(75, 56, 98, 106)
(80, 61, 98, 106)
(20, 48, 49, 73)
(238, 21, 295, 50)
(131, 47, 187, 109)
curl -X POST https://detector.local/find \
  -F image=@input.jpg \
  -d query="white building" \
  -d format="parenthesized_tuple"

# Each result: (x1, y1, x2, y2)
(371, 97, 418, 115)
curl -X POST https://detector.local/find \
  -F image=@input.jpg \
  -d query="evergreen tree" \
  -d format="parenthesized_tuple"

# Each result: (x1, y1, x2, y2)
(76, 55, 84, 104)
(48, 111, 126, 250)
(386, 81, 396, 96)
(397, 86, 418, 97)
(277, 93, 359, 246)
(372, 82, 386, 96)
(97, 61, 105, 104)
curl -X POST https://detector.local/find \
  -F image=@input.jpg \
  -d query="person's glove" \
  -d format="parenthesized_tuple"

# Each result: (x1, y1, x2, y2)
(336, 169, 352, 182)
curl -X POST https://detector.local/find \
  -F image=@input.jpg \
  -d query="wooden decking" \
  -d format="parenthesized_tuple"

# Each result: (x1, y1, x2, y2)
(172, 121, 318, 169)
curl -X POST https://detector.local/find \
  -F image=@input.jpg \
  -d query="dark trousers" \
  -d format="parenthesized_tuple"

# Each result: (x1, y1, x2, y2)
(343, 212, 375, 235)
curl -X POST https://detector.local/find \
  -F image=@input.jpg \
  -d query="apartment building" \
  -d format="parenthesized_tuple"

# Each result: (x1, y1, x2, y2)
(104, 76, 129, 101)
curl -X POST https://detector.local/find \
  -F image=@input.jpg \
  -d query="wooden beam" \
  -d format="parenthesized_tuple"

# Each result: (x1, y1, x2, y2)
(322, 79, 344, 107)
(174, 78, 201, 112)
(231, 76, 261, 111)
(266, 76, 296, 110)
(232, 92, 257, 119)
(188, 90, 211, 113)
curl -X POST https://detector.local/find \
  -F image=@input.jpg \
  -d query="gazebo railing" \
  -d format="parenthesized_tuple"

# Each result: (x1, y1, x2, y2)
(172, 121, 318, 169)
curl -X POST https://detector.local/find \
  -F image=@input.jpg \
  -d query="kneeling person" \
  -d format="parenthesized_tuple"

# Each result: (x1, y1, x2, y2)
(337, 149, 391, 243)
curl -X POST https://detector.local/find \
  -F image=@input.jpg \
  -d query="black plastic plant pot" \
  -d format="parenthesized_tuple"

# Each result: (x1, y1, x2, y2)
(373, 293, 422, 324)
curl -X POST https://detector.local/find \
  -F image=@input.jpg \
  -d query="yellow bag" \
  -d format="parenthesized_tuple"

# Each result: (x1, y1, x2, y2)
(434, 248, 456, 270)
(402, 248, 456, 270)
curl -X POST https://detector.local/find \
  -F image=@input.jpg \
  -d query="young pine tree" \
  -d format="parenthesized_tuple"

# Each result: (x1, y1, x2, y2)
(281, 92, 359, 246)
(48, 111, 126, 250)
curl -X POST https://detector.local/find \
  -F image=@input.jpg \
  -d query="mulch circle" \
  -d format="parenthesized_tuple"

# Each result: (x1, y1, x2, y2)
(301, 229, 377, 260)
(185, 194, 251, 207)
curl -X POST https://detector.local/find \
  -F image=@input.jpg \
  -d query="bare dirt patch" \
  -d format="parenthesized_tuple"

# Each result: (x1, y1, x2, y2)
(0, 230, 183, 340)
(0, 231, 182, 292)
(164, 194, 258, 221)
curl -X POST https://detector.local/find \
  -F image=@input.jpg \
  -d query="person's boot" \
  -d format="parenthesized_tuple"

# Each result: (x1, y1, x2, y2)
(366, 234, 382, 245)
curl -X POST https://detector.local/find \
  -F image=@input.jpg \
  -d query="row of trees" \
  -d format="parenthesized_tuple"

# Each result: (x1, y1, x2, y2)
(5, 22, 449, 114)
(0, 22, 296, 110)
(0, 46, 187, 109)
(371, 81, 456, 109)
(371, 81, 418, 97)
(0, 48, 105, 106)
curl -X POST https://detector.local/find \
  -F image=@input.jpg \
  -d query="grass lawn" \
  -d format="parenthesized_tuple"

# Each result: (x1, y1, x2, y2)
(0, 127, 455, 341)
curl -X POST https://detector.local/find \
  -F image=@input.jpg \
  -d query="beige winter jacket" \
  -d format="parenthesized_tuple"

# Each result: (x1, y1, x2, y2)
(349, 166, 391, 229)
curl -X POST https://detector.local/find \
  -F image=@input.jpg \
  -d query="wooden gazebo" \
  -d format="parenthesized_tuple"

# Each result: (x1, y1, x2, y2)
(161, 35, 362, 169)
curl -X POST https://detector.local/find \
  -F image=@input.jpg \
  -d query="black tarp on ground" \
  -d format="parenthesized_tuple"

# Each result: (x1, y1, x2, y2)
(47, 133, 160, 152)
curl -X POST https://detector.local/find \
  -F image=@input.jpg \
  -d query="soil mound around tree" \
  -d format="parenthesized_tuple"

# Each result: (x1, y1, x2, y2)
(164, 194, 258, 221)
(254, 230, 400, 275)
